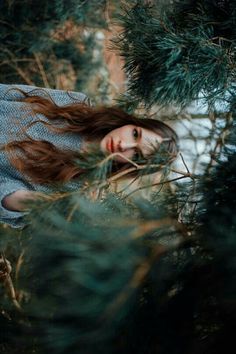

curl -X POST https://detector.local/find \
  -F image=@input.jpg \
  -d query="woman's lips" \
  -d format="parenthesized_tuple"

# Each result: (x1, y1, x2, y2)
(106, 138, 114, 153)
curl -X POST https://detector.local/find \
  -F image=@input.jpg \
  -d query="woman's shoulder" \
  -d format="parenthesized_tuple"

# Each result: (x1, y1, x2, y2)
(0, 83, 90, 107)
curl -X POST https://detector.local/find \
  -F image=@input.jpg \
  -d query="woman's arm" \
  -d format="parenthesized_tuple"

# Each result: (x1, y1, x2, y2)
(0, 178, 35, 228)
(2, 190, 38, 212)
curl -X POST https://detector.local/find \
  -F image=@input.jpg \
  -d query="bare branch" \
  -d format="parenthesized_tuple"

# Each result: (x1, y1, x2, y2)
(33, 52, 50, 88)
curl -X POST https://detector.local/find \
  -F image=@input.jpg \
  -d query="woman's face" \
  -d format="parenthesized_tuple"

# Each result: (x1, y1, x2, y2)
(100, 125, 163, 163)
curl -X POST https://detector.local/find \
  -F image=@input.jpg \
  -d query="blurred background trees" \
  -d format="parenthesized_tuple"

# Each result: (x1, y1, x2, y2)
(0, 0, 122, 102)
(0, 1, 235, 354)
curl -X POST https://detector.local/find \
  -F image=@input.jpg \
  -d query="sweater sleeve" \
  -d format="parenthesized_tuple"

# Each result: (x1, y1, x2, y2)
(0, 83, 90, 107)
(0, 179, 31, 229)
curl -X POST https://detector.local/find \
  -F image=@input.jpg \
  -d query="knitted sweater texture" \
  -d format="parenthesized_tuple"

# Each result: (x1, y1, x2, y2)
(0, 84, 88, 228)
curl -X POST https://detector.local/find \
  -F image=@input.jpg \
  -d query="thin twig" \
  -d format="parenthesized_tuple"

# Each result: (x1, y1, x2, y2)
(3, 274, 22, 312)
(100, 152, 139, 168)
(15, 251, 25, 283)
(170, 168, 195, 178)
(0, 253, 22, 312)
(131, 217, 180, 239)
(104, 0, 112, 27)
(66, 201, 80, 222)
(180, 153, 190, 174)
(33, 52, 50, 88)
(9, 63, 34, 85)
(0, 58, 34, 67)
(125, 175, 189, 199)
(107, 162, 168, 184)
(0, 19, 17, 29)
(1, 47, 35, 85)
(116, 173, 141, 194)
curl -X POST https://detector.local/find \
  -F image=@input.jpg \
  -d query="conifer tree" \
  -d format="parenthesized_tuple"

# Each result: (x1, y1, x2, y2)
(0, 1, 236, 354)
(114, 0, 236, 107)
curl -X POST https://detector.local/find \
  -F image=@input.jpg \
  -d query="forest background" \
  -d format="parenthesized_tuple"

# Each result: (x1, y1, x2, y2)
(0, 1, 235, 354)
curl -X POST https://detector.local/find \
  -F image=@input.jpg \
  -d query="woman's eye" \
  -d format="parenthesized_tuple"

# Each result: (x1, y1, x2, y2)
(133, 128, 138, 140)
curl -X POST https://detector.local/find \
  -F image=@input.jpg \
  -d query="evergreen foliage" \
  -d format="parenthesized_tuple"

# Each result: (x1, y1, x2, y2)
(114, 0, 236, 107)
(1, 136, 235, 353)
(0, 1, 236, 353)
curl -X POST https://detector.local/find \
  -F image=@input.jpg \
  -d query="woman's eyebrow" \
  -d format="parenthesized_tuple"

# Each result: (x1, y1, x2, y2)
(138, 128, 145, 157)
(139, 127, 142, 140)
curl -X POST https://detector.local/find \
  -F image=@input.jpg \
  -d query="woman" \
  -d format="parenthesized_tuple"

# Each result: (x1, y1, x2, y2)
(0, 84, 178, 228)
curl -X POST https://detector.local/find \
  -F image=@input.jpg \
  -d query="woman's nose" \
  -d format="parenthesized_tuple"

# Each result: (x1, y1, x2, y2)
(118, 141, 137, 152)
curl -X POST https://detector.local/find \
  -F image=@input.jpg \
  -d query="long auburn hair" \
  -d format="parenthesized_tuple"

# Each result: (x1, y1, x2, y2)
(4, 89, 179, 184)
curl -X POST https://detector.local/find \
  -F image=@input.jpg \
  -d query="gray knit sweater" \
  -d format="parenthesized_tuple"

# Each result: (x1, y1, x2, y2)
(0, 84, 89, 228)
